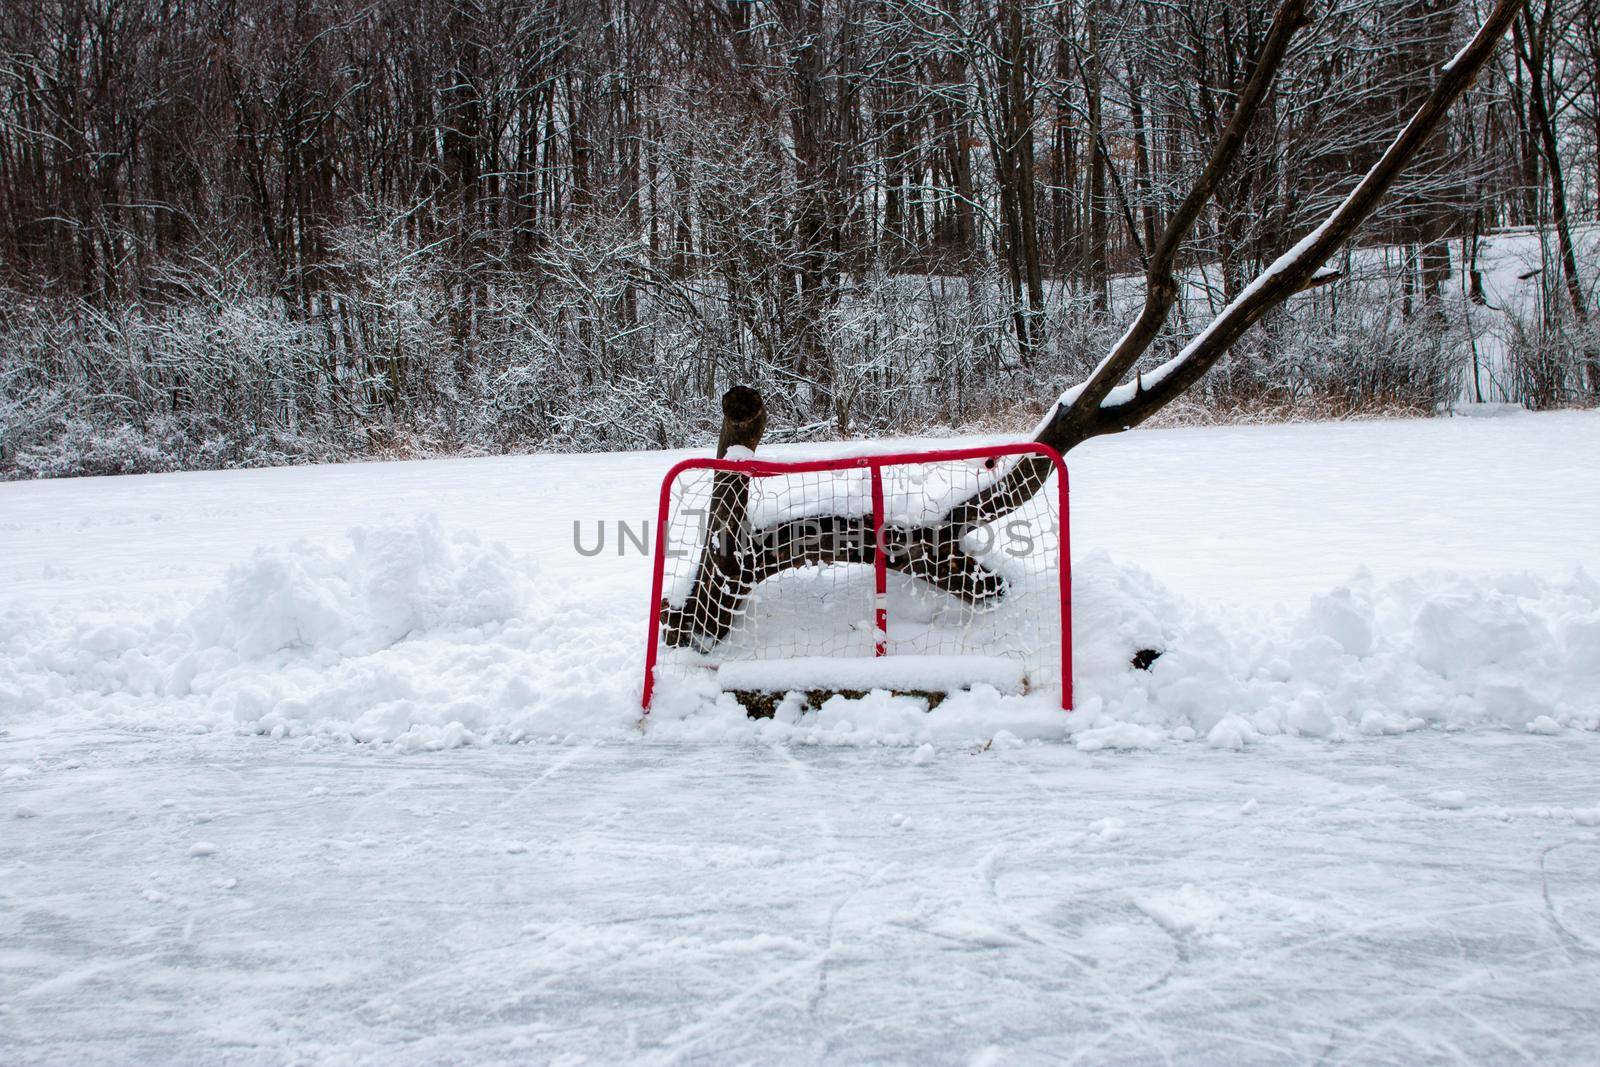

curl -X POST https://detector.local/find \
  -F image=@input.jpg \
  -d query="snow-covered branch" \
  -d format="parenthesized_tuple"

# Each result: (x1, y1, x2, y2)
(1035, 0, 1531, 453)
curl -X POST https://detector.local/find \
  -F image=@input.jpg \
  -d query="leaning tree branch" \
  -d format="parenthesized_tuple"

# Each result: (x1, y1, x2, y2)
(1063, 0, 1311, 422)
(942, 0, 1309, 531)
(1036, 0, 1527, 450)
(944, 0, 1524, 532)
(663, 0, 1530, 650)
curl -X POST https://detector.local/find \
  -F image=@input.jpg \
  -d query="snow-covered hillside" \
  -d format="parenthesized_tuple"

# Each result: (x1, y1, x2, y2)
(3, 411, 1599, 1064)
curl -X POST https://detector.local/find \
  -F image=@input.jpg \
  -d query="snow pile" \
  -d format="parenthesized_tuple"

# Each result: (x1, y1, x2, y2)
(187, 518, 529, 658)
(644, 549, 1600, 748)
(1067, 554, 1600, 748)
(0, 518, 623, 747)
(2, 520, 1598, 749)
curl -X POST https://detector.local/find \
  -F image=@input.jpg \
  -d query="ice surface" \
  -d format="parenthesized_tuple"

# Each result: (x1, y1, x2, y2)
(3, 732, 1600, 1064)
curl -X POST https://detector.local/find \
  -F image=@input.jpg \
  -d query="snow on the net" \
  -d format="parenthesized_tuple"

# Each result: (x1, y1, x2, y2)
(2, 516, 1596, 751)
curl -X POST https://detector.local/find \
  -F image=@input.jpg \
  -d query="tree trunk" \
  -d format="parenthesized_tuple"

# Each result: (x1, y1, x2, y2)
(1083, 0, 1109, 312)
(1518, 3, 1599, 394)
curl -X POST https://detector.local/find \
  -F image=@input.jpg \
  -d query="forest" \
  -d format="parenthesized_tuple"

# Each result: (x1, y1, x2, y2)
(2, 0, 1598, 477)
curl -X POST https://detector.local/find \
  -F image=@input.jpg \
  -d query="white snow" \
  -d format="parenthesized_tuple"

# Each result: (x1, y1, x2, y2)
(5, 412, 1599, 749)
(1071, 720, 1165, 752)
(1137, 883, 1230, 936)
(716, 654, 1028, 695)
(3, 411, 1600, 1062)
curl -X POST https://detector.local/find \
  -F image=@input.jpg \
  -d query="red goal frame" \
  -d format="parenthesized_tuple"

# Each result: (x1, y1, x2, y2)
(641, 442, 1071, 712)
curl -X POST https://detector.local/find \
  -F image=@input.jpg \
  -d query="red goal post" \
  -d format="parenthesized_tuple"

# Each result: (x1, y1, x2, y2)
(641, 442, 1071, 712)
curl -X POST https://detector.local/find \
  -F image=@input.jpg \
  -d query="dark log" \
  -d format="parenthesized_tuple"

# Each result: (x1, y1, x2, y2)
(662, 384, 1022, 652)
(660, 387, 767, 647)
(715, 385, 767, 457)
(734, 688, 953, 719)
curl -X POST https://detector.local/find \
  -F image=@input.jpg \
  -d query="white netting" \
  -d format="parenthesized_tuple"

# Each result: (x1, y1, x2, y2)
(652, 451, 1064, 700)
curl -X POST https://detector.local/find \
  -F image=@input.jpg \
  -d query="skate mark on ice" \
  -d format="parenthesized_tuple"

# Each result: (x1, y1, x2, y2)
(971, 843, 1182, 1063)
(637, 955, 821, 1066)
(495, 743, 596, 810)
(14, 949, 163, 1000)
(1315, 959, 1541, 1067)
(770, 742, 837, 846)
(1540, 840, 1600, 957)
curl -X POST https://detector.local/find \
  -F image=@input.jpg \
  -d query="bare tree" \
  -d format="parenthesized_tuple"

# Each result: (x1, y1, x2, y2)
(663, 0, 1530, 649)
(1514, 0, 1600, 395)
(2, 0, 1588, 478)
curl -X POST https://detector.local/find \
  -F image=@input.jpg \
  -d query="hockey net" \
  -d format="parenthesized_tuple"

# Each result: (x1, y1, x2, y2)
(641, 443, 1070, 712)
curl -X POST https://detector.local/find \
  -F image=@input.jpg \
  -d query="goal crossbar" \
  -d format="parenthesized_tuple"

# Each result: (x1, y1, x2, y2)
(640, 442, 1072, 712)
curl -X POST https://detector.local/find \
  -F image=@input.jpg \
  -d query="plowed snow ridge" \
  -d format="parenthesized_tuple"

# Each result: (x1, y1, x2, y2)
(3, 412, 1597, 749)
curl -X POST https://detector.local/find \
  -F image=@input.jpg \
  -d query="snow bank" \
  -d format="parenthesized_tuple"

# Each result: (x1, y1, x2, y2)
(187, 519, 529, 658)
(2, 520, 1597, 750)
(1063, 554, 1600, 748)
(0, 518, 623, 748)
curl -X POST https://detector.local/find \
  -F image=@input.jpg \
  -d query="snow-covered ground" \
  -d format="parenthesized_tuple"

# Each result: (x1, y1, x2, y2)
(3, 411, 1600, 1064)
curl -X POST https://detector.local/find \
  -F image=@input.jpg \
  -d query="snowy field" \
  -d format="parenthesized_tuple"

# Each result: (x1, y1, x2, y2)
(4, 411, 1600, 1064)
